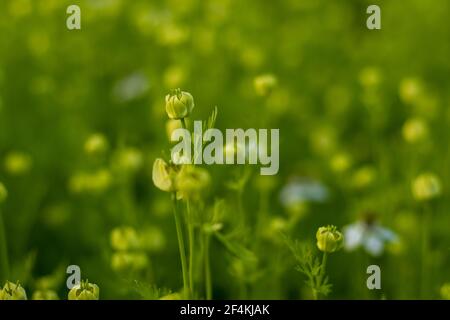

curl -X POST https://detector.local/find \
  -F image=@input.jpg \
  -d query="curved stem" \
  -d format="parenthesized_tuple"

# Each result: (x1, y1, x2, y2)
(186, 199, 195, 297)
(204, 232, 212, 300)
(172, 193, 189, 298)
(0, 209, 10, 283)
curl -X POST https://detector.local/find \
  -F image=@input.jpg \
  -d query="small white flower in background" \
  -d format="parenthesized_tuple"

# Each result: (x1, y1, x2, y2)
(279, 177, 329, 207)
(343, 214, 398, 257)
(113, 72, 149, 103)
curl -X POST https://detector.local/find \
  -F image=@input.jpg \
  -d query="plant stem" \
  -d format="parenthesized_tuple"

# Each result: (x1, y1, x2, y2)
(0, 209, 10, 283)
(172, 193, 189, 298)
(180, 118, 187, 130)
(204, 231, 212, 300)
(186, 199, 195, 297)
(315, 252, 328, 300)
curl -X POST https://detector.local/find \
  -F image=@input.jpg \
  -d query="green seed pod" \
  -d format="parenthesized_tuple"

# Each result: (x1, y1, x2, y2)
(152, 158, 176, 192)
(110, 226, 140, 251)
(0, 281, 27, 300)
(316, 225, 343, 253)
(68, 280, 99, 300)
(165, 89, 194, 119)
(0, 182, 7, 204)
(32, 289, 59, 300)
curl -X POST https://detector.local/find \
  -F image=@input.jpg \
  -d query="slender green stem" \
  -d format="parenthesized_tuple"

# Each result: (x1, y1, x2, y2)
(186, 199, 195, 297)
(204, 232, 212, 300)
(315, 252, 328, 300)
(172, 193, 189, 298)
(0, 209, 10, 283)
(180, 118, 187, 130)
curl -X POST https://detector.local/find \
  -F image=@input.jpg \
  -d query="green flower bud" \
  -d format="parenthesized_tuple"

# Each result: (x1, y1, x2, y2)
(253, 74, 277, 97)
(110, 226, 140, 251)
(316, 225, 344, 253)
(84, 133, 108, 156)
(402, 118, 428, 143)
(0, 182, 7, 204)
(165, 89, 194, 120)
(441, 283, 450, 300)
(111, 252, 149, 272)
(0, 281, 27, 300)
(4, 151, 32, 175)
(32, 289, 59, 300)
(114, 147, 143, 173)
(175, 165, 210, 200)
(68, 280, 99, 300)
(152, 158, 176, 192)
(412, 173, 442, 201)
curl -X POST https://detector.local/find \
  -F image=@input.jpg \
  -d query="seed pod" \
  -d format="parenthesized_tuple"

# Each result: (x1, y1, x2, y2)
(165, 89, 194, 119)
(316, 225, 344, 253)
(68, 280, 99, 300)
(0, 281, 27, 300)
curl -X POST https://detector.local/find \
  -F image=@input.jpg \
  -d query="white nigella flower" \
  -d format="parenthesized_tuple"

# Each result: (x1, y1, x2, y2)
(113, 72, 149, 102)
(343, 217, 398, 257)
(279, 177, 329, 207)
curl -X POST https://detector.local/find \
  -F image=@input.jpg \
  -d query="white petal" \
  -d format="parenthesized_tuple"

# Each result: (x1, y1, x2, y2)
(344, 223, 365, 250)
(363, 233, 384, 257)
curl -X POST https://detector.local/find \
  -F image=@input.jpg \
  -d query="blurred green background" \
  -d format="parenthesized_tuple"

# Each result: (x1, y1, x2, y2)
(0, 0, 449, 299)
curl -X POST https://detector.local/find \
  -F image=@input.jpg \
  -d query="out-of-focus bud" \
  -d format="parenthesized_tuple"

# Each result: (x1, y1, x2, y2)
(351, 166, 376, 189)
(32, 289, 59, 300)
(412, 173, 442, 201)
(253, 74, 277, 97)
(110, 226, 140, 251)
(399, 77, 422, 104)
(84, 133, 108, 156)
(165, 89, 194, 120)
(441, 283, 450, 300)
(0, 281, 27, 300)
(0, 182, 7, 204)
(4, 151, 32, 175)
(160, 291, 183, 300)
(175, 165, 210, 199)
(359, 67, 381, 88)
(114, 147, 143, 173)
(68, 280, 99, 300)
(111, 252, 149, 272)
(152, 158, 177, 192)
(402, 118, 428, 143)
(316, 225, 344, 253)
(330, 153, 352, 173)
(139, 226, 166, 252)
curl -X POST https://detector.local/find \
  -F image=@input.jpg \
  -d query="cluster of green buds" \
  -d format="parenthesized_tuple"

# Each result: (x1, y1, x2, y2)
(110, 226, 149, 272)
(411, 173, 442, 201)
(165, 88, 195, 120)
(68, 280, 99, 300)
(316, 225, 344, 253)
(0, 281, 27, 300)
